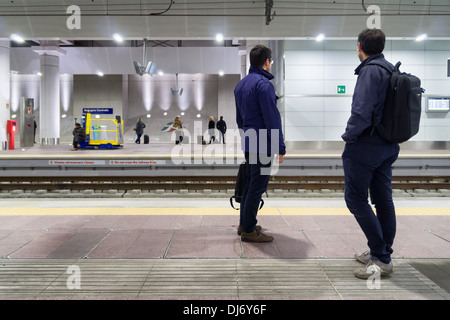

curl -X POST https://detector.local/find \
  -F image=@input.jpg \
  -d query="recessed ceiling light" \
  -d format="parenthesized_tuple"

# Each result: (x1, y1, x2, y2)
(219, 71, 224, 76)
(315, 33, 325, 42)
(216, 33, 224, 42)
(196, 114, 201, 118)
(158, 71, 164, 76)
(10, 34, 25, 43)
(113, 33, 123, 43)
(97, 71, 104, 77)
(415, 34, 427, 42)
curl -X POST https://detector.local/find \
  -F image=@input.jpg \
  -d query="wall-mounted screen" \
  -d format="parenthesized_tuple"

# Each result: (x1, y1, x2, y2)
(427, 96, 450, 112)
(447, 58, 449, 77)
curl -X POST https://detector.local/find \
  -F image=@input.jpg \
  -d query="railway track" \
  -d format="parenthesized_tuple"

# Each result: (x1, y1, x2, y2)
(0, 176, 449, 192)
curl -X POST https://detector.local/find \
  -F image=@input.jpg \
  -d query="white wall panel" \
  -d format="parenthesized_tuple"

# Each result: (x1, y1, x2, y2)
(323, 97, 352, 112)
(323, 51, 358, 65)
(285, 65, 324, 80)
(285, 111, 323, 127)
(285, 51, 323, 65)
(391, 51, 425, 66)
(285, 80, 324, 95)
(285, 97, 324, 112)
(286, 126, 324, 141)
(324, 127, 346, 141)
(324, 65, 356, 80)
(284, 39, 450, 142)
(425, 65, 450, 80)
(324, 112, 350, 127)
(425, 51, 450, 65)
(423, 80, 450, 94)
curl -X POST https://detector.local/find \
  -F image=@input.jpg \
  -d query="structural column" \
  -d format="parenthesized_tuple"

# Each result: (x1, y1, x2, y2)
(0, 41, 10, 150)
(33, 41, 66, 145)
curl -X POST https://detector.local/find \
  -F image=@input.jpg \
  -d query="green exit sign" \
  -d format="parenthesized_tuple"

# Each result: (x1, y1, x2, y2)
(337, 85, 346, 94)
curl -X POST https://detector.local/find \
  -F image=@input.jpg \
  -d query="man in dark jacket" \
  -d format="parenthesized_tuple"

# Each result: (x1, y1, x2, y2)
(72, 123, 86, 151)
(134, 117, 146, 144)
(216, 116, 227, 144)
(234, 44, 286, 243)
(342, 29, 399, 279)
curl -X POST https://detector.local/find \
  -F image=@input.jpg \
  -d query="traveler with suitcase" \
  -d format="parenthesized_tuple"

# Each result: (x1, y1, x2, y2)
(134, 117, 146, 144)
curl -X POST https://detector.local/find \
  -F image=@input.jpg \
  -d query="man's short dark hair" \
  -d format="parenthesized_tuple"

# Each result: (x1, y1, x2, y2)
(250, 45, 272, 68)
(75, 123, 81, 127)
(358, 29, 386, 55)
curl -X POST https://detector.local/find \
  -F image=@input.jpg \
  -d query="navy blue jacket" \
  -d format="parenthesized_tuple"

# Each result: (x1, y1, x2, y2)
(234, 66, 286, 155)
(342, 53, 394, 144)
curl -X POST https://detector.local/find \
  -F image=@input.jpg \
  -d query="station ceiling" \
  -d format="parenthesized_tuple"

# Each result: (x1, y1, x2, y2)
(0, 0, 449, 43)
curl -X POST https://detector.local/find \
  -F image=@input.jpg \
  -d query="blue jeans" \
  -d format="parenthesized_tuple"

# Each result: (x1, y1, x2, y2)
(342, 141, 400, 263)
(135, 134, 142, 143)
(240, 152, 271, 233)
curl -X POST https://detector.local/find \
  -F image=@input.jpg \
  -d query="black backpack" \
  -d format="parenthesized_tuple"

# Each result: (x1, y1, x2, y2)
(367, 61, 424, 144)
(229, 161, 264, 210)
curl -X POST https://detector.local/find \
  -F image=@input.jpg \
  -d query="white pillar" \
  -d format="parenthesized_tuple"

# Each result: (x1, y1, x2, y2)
(33, 41, 66, 145)
(0, 41, 10, 150)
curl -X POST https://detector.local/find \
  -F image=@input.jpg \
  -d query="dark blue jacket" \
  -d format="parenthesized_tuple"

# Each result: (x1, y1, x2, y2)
(342, 53, 394, 144)
(234, 66, 286, 155)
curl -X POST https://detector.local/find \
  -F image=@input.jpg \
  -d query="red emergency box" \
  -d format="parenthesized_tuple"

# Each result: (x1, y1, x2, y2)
(7, 120, 17, 150)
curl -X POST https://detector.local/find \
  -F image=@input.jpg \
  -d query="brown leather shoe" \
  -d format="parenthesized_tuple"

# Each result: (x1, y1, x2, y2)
(237, 225, 262, 235)
(240, 229, 273, 243)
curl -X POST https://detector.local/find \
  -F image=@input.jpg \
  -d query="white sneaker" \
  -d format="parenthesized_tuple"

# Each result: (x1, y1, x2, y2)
(353, 259, 394, 279)
(354, 250, 371, 264)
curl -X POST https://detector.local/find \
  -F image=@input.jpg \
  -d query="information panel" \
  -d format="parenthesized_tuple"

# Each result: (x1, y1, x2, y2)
(427, 96, 450, 112)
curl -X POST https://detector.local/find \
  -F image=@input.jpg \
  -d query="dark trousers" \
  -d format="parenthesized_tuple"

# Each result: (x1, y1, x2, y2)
(219, 131, 226, 143)
(73, 137, 80, 149)
(240, 152, 271, 233)
(342, 141, 400, 264)
(135, 134, 142, 143)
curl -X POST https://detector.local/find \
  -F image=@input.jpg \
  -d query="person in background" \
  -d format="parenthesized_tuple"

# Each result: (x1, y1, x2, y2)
(34, 119, 37, 144)
(216, 116, 227, 144)
(134, 117, 146, 144)
(173, 115, 183, 144)
(208, 116, 216, 144)
(71, 123, 86, 151)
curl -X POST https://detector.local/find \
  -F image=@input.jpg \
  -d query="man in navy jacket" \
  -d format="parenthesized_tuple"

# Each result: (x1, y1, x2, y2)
(342, 29, 400, 279)
(234, 44, 286, 242)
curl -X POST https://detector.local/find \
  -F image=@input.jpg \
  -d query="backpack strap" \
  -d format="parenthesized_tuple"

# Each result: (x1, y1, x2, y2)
(259, 199, 264, 210)
(230, 196, 265, 211)
(230, 196, 239, 210)
(366, 60, 399, 74)
(365, 61, 398, 135)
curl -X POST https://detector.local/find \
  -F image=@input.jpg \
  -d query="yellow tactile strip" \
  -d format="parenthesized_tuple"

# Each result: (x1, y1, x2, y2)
(0, 207, 449, 216)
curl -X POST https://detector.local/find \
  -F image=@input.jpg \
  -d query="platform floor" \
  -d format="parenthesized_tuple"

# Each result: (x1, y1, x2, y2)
(1, 142, 450, 159)
(0, 198, 449, 301)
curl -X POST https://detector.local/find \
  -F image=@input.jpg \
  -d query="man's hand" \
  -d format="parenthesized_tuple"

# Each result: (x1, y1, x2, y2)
(275, 154, 285, 164)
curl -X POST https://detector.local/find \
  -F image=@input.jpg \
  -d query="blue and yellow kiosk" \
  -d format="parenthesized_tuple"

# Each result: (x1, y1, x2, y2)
(79, 110, 124, 149)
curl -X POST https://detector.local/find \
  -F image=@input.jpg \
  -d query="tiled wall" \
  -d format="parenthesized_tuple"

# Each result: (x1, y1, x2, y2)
(283, 40, 450, 142)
